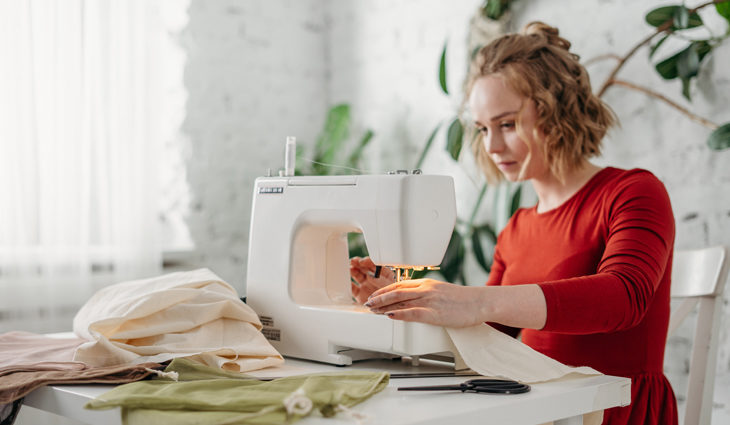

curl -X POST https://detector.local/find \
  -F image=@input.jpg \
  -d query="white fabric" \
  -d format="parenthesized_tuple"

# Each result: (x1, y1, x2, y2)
(73, 269, 283, 372)
(446, 324, 601, 384)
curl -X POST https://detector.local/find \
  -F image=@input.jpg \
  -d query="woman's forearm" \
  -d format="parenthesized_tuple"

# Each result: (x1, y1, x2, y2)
(479, 284, 547, 330)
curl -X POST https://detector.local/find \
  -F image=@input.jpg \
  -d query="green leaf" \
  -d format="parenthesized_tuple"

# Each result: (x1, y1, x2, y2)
(439, 230, 465, 283)
(470, 227, 491, 273)
(680, 77, 692, 101)
(693, 41, 712, 60)
(687, 11, 704, 28)
(313, 104, 350, 174)
(439, 42, 448, 95)
(677, 43, 700, 79)
(345, 129, 374, 172)
(446, 118, 464, 161)
(673, 5, 689, 29)
(483, 223, 498, 244)
(509, 184, 523, 216)
(707, 122, 730, 150)
(717, 1, 730, 26)
(347, 233, 369, 259)
(484, 0, 504, 20)
(655, 41, 712, 81)
(645, 5, 703, 29)
(646, 6, 679, 27)
(414, 123, 442, 169)
(649, 34, 669, 59)
(655, 52, 679, 80)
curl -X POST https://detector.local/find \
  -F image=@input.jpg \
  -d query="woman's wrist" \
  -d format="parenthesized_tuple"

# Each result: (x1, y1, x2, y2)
(473, 286, 499, 324)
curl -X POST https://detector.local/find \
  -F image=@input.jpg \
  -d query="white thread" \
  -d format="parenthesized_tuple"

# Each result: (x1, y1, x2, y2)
(300, 157, 372, 174)
(334, 404, 371, 424)
(144, 368, 179, 381)
(283, 388, 313, 416)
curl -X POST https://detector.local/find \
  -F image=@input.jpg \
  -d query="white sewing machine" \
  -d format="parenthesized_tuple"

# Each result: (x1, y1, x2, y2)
(245, 168, 461, 366)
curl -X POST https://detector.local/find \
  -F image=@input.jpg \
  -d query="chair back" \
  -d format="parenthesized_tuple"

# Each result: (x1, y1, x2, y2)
(668, 246, 729, 425)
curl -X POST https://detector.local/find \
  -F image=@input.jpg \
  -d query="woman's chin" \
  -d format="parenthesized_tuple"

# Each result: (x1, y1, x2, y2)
(499, 171, 521, 182)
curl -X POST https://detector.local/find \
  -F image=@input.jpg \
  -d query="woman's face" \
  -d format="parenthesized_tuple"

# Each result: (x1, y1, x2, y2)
(468, 75, 548, 182)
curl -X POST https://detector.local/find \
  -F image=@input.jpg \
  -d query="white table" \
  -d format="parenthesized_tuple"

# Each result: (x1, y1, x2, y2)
(23, 357, 631, 425)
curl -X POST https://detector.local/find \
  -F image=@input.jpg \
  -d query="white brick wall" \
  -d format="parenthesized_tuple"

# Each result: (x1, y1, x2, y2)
(180, 0, 729, 420)
(181, 0, 329, 288)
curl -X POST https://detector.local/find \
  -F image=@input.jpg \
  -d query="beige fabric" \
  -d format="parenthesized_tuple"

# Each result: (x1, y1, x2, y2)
(0, 331, 163, 407)
(1, 360, 162, 404)
(446, 324, 601, 383)
(447, 324, 605, 424)
(73, 268, 283, 372)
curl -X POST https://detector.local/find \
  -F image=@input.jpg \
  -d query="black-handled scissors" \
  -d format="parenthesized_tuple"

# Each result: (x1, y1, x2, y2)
(397, 379, 530, 395)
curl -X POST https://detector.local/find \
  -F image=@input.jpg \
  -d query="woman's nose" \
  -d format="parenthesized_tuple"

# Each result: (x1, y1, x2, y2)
(483, 132, 504, 154)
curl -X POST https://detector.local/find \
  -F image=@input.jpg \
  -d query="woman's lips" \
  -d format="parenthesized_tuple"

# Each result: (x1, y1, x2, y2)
(497, 161, 518, 170)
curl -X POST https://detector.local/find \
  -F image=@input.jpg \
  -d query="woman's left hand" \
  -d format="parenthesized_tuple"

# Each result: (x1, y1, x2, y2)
(364, 278, 490, 328)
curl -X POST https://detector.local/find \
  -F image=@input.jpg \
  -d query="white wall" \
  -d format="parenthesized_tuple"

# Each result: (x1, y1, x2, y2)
(181, 0, 329, 288)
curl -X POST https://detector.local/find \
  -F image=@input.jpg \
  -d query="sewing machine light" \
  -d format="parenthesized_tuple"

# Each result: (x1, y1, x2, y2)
(392, 266, 441, 282)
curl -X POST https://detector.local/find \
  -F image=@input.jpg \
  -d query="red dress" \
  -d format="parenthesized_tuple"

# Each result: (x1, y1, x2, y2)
(487, 167, 678, 425)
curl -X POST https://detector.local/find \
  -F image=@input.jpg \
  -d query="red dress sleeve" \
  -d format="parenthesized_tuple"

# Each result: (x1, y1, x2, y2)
(486, 240, 522, 338)
(537, 171, 675, 334)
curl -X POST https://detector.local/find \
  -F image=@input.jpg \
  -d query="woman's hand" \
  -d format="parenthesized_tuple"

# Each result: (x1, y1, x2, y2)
(364, 279, 490, 328)
(350, 257, 395, 304)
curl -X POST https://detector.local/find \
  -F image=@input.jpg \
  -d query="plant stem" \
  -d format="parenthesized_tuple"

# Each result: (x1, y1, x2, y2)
(583, 53, 622, 67)
(468, 183, 488, 227)
(596, 1, 719, 97)
(610, 79, 719, 129)
(597, 23, 673, 97)
(414, 122, 442, 170)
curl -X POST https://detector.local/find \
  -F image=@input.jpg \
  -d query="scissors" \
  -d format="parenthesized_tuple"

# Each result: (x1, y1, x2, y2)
(397, 378, 530, 395)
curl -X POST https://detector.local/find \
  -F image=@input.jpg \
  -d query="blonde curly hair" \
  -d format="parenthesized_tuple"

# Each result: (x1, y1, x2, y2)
(466, 22, 617, 183)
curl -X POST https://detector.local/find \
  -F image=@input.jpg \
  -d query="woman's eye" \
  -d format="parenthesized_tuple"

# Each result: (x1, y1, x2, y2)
(477, 126, 488, 134)
(500, 121, 515, 129)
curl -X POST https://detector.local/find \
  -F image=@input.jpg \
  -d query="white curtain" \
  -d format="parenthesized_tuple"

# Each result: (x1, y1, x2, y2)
(0, 0, 166, 332)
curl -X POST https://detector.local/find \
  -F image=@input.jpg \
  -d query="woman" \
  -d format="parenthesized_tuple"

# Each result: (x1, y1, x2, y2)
(350, 22, 678, 425)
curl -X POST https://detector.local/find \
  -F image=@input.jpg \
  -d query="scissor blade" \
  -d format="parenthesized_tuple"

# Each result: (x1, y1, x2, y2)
(397, 385, 463, 391)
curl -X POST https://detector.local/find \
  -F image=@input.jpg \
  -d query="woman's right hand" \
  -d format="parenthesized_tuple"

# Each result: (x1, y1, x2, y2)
(350, 256, 395, 305)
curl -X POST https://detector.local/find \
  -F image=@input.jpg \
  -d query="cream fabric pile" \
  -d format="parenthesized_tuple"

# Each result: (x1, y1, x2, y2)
(73, 268, 283, 372)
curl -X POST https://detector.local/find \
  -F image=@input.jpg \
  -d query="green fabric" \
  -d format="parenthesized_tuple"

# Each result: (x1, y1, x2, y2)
(85, 358, 389, 425)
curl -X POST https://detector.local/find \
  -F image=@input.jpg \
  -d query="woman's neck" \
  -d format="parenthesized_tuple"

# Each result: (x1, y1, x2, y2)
(531, 162, 602, 214)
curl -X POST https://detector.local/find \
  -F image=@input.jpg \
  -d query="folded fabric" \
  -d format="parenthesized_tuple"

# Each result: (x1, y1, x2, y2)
(86, 357, 389, 425)
(0, 361, 163, 404)
(446, 324, 601, 383)
(0, 331, 164, 425)
(0, 331, 85, 370)
(73, 268, 283, 372)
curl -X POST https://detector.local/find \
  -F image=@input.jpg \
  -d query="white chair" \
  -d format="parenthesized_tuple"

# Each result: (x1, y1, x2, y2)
(668, 246, 729, 425)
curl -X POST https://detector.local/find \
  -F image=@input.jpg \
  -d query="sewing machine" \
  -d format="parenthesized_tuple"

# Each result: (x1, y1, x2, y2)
(245, 170, 460, 366)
